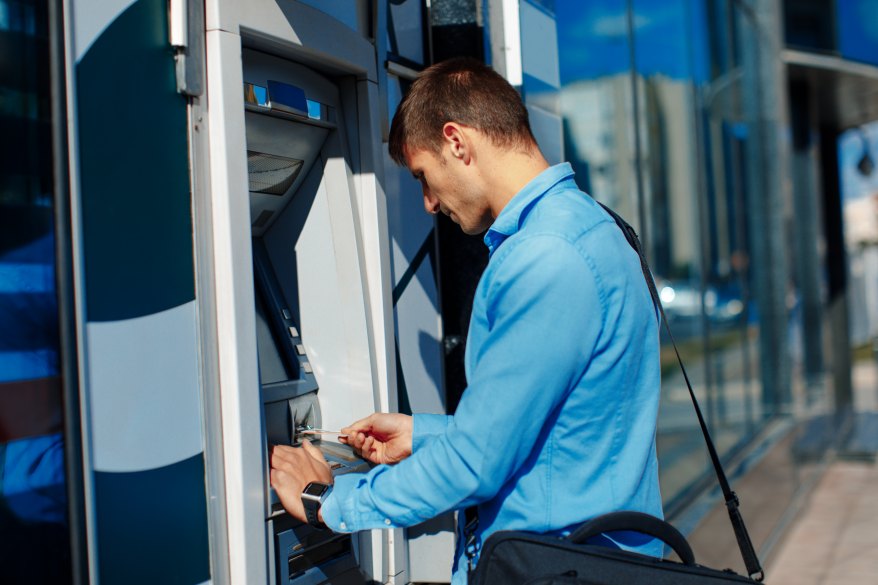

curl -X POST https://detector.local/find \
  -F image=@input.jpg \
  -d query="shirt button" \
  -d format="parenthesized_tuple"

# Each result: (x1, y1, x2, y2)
(384, 519, 392, 525)
(340, 522, 347, 530)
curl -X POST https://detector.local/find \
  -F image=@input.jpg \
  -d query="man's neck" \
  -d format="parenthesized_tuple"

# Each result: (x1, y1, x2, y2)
(483, 147, 550, 218)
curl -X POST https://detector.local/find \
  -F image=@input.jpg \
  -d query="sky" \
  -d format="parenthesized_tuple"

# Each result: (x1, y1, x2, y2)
(555, 0, 710, 85)
(555, 0, 878, 85)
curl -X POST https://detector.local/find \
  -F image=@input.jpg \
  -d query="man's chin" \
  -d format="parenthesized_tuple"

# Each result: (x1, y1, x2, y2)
(448, 214, 490, 235)
(460, 224, 487, 236)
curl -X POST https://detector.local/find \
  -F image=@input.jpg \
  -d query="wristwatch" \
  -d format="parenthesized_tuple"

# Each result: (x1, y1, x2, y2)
(301, 482, 333, 529)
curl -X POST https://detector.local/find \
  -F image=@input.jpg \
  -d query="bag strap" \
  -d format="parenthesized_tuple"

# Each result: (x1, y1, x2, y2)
(463, 506, 480, 573)
(597, 202, 764, 581)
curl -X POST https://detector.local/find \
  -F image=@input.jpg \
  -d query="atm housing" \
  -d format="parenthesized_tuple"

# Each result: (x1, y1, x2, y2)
(244, 49, 373, 585)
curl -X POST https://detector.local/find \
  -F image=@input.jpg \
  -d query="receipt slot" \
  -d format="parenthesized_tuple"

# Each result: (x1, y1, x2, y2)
(242, 49, 381, 584)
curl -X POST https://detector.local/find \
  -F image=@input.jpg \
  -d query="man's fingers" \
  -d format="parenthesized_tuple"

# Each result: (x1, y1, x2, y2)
(349, 431, 366, 450)
(339, 425, 359, 436)
(348, 432, 369, 458)
(270, 445, 297, 469)
(341, 414, 375, 436)
(341, 429, 381, 461)
(272, 443, 299, 459)
(346, 435, 362, 455)
(271, 443, 316, 472)
(301, 439, 328, 464)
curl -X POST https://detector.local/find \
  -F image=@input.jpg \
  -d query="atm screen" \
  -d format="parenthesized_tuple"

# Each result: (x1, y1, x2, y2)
(255, 286, 291, 385)
(252, 238, 317, 401)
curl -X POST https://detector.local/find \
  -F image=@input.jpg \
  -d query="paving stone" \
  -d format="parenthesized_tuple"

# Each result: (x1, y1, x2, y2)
(767, 458, 878, 585)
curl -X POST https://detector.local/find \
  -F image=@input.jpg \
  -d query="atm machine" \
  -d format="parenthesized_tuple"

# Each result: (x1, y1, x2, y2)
(202, 3, 407, 583)
(241, 48, 383, 584)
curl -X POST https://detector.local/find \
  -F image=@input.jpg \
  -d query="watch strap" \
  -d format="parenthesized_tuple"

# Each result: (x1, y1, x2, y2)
(302, 482, 331, 529)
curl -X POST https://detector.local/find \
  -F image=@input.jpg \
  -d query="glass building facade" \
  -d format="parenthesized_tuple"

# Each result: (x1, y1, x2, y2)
(554, 0, 790, 513)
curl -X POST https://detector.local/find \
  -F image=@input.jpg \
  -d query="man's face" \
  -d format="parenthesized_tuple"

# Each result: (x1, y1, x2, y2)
(405, 146, 493, 235)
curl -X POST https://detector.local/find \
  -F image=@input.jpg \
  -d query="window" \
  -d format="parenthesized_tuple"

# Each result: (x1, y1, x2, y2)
(0, 0, 74, 580)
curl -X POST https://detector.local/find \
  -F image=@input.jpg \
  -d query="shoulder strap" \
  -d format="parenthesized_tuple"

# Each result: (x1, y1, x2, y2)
(597, 202, 764, 581)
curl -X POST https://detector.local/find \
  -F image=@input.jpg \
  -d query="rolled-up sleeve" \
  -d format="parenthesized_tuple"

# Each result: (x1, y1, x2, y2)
(412, 413, 451, 451)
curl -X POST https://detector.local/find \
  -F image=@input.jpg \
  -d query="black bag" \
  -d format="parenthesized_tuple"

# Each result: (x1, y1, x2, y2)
(470, 512, 760, 584)
(467, 203, 765, 584)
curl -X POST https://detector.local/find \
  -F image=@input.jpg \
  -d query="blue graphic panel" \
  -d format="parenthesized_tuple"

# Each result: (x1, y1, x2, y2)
(76, 0, 194, 322)
(94, 455, 211, 585)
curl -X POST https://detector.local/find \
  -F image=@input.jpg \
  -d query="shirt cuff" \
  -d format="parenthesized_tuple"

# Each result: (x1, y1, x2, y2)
(412, 413, 451, 452)
(321, 473, 358, 533)
(320, 470, 400, 533)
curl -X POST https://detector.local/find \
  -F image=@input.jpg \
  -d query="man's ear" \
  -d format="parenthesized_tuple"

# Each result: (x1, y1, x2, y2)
(442, 122, 470, 162)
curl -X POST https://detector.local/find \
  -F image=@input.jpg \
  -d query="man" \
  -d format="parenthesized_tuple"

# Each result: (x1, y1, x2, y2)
(270, 57, 663, 583)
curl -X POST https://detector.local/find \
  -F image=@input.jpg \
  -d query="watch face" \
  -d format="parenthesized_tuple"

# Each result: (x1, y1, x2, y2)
(303, 483, 329, 497)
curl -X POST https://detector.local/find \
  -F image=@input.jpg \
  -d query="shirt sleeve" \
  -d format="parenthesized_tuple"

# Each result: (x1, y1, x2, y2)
(412, 413, 451, 451)
(320, 234, 604, 533)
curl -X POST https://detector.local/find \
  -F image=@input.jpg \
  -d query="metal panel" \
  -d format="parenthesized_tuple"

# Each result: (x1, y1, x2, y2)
(206, 0, 377, 82)
(204, 28, 269, 585)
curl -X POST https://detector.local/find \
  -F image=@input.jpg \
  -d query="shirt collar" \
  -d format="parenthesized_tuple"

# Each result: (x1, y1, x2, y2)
(483, 162, 576, 254)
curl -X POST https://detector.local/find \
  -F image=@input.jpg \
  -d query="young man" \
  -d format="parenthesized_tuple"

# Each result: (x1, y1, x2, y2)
(269, 57, 663, 583)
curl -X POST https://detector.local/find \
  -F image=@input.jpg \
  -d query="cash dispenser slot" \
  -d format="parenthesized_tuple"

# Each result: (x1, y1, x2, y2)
(275, 518, 363, 585)
(288, 537, 350, 579)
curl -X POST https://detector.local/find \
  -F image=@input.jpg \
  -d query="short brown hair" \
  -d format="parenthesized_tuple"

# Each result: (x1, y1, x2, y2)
(388, 57, 536, 166)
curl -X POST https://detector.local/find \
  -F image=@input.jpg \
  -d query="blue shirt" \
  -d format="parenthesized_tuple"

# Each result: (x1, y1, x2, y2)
(321, 163, 663, 583)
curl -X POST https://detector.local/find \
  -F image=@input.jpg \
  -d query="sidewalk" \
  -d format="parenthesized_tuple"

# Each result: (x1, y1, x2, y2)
(766, 360, 878, 584)
(766, 458, 878, 584)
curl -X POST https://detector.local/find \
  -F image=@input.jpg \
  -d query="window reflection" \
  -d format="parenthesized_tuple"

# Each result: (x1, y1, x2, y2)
(630, 0, 712, 506)
(557, 0, 774, 509)
(0, 0, 71, 581)
(388, 0, 426, 66)
(558, 0, 638, 223)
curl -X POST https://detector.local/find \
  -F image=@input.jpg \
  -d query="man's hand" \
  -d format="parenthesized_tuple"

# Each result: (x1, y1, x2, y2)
(270, 441, 333, 524)
(339, 413, 413, 465)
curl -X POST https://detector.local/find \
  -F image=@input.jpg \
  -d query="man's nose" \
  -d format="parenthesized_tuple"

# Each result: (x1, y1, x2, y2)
(423, 191, 440, 215)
